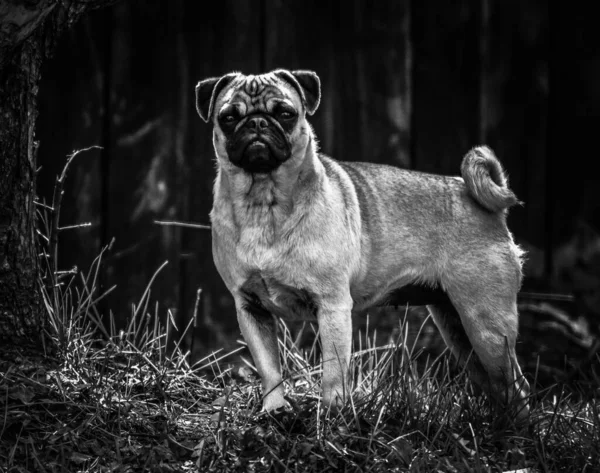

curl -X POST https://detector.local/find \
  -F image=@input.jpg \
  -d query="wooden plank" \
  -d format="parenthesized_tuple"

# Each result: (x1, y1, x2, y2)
(411, 0, 480, 174)
(99, 2, 182, 330)
(266, 0, 412, 168)
(482, 0, 549, 256)
(547, 5, 600, 244)
(36, 16, 106, 281)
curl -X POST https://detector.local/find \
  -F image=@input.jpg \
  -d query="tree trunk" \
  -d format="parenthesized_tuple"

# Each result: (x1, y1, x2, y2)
(0, 0, 118, 348)
(0, 28, 43, 347)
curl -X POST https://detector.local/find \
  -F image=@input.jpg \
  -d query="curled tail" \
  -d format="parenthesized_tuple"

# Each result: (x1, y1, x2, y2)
(461, 145, 520, 213)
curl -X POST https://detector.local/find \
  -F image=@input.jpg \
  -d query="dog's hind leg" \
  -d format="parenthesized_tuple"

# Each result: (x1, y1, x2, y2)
(446, 293, 531, 427)
(428, 303, 490, 391)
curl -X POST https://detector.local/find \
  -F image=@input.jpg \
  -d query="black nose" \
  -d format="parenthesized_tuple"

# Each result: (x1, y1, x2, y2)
(246, 116, 269, 130)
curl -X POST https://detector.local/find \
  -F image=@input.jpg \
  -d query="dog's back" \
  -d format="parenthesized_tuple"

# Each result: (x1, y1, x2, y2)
(319, 150, 522, 309)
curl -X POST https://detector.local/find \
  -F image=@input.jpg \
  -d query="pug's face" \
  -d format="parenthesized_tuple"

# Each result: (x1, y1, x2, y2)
(196, 70, 321, 174)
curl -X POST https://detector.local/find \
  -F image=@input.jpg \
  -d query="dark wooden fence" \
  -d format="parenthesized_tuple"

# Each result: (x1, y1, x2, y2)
(35, 0, 600, 358)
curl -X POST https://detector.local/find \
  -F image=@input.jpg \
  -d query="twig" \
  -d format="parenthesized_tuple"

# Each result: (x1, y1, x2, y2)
(50, 146, 102, 273)
(154, 220, 211, 230)
(59, 223, 92, 231)
(518, 291, 574, 302)
(189, 288, 202, 358)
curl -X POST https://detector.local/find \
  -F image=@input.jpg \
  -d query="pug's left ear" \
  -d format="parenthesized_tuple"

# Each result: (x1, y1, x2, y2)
(195, 72, 239, 122)
(274, 69, 321, 115)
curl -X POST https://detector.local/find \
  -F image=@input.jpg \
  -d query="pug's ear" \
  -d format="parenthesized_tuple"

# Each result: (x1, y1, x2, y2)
(195, 72, 239, 122)
(273, 69, 321, 115)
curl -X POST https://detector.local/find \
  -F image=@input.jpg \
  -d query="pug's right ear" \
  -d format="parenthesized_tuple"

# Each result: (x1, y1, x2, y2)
(195, 72, 239, 123)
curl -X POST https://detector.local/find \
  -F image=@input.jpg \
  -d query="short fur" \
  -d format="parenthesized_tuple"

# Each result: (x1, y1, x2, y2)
(196, 69, 530, 425)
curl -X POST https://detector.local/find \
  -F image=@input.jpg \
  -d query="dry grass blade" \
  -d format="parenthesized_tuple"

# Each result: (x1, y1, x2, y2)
(49, 146, 102, 274)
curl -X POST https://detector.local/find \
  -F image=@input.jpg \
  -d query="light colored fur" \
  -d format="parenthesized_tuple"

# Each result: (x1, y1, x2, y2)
(461, 145, 520, 212)
(200, 71, 530, 425)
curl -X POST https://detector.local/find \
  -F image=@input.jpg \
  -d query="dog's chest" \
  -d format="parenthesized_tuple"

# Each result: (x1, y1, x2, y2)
(212, 171, 358, 315)
(240, 270, 319, 321)
(233, 181, 290, 246)
(214, 212, 334, 320)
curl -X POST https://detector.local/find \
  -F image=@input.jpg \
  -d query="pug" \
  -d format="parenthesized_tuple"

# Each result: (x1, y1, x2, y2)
(195, 69, 530, 425)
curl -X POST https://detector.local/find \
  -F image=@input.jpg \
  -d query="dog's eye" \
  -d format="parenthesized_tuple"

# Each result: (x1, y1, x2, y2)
(219, 108, 239, 124)
(278, 110, 296, 120)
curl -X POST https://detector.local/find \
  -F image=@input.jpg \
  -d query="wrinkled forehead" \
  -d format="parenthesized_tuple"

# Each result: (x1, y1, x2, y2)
(216, 73, 302, 113)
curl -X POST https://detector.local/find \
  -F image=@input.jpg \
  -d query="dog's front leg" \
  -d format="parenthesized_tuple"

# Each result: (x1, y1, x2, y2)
(318, 301, 353, 412)
(235, 303, 288, 412)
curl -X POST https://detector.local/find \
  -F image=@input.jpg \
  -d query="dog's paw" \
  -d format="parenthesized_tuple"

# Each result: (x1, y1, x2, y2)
(261, 399, 294, 423)
(321, 389, 346, 415)
(267, 402, 293, 417)
(262, 397, 292, 414)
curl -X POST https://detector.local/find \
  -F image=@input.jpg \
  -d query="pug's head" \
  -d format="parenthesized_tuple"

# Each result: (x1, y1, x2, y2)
(196, 69, 320, 174)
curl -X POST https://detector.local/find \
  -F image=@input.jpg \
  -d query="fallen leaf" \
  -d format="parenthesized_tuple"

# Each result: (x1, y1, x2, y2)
(232, 366, 255, 383)
(211, 395, 228, 407)
(299, 442, 313, 456)
(388, 438, 413, 466)
(69, 451, 92, 464)
(8, 386, 35, 404)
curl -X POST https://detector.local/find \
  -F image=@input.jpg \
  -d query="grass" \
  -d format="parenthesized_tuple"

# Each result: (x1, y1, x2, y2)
(1, 150, 599, 472)
(1, 261, 599, 473)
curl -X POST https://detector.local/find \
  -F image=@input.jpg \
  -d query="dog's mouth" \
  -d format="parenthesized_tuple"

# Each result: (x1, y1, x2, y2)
(225, 123, 292, 174)
(246, 139, 269, 156)
(239, 140, 277, 173)
(231, 136, 290, 174)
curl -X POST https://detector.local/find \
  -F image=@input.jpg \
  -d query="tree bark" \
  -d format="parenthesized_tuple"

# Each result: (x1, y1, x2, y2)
(0, 0, 118, 348)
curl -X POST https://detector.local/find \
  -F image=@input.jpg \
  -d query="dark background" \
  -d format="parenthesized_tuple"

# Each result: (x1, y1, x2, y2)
(35, 0, 600, 362)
